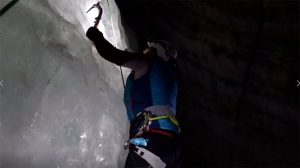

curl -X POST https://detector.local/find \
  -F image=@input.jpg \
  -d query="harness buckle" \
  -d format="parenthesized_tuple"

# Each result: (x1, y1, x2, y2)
(129, 110, 154, 138)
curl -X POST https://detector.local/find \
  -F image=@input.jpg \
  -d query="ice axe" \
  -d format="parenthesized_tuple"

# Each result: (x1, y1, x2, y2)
(86, 2, 103, 28)
(86, 1, 126, 88)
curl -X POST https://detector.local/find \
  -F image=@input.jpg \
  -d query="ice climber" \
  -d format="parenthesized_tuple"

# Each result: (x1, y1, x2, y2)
(86, 26, 182, 167)
(86, 3, 182, 166)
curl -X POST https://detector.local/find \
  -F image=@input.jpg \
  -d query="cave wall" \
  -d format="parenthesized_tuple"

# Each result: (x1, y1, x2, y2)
(116, 0, 299, 166)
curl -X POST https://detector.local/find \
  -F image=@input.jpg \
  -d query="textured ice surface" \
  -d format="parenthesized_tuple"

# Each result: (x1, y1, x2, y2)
(0, 0, 129, 167)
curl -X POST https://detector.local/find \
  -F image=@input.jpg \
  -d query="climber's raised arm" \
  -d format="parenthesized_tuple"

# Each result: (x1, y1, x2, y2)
(86, 27, 151, 72)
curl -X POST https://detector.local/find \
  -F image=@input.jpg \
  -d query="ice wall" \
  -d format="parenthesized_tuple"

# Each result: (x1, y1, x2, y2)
(0, 0, 129, 167)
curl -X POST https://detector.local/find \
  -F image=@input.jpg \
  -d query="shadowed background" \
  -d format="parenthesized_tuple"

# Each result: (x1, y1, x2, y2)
(115, 0, 299, 166)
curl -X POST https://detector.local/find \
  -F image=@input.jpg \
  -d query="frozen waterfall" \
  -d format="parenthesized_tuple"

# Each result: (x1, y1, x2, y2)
(0, 0, 129, 167)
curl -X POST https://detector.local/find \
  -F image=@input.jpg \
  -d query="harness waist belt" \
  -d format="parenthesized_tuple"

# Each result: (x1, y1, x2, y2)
(129, 106, 180, 138)
(146, 105, 180, 133)
(149, 116, 180, 134)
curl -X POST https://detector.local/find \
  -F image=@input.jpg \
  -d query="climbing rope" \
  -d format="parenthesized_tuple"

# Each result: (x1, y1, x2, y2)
(106, 0, 126, 89)
(234, 0, 264, 133)
(0, 0, 19, 17)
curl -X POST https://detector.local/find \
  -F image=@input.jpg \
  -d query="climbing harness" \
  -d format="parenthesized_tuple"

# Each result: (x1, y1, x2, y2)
(124, 109, 180, 168)
(129, 110, 180, 139)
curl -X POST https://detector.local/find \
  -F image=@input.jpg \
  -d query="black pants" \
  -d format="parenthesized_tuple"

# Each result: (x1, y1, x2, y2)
(125, 132, 182, 168)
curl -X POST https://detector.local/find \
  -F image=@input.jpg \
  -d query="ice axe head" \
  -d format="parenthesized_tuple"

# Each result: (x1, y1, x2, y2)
(86, 2, 103, 28)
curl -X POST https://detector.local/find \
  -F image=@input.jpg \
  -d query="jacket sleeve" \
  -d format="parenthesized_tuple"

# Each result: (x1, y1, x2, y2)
(86, 27, 150, 67)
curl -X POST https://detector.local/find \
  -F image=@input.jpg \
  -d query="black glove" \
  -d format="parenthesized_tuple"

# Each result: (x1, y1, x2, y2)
(86, 27, 102, 42)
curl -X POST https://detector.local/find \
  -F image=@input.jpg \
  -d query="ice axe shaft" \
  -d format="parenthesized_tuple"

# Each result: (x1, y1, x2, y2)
(86, 2, 102, 28)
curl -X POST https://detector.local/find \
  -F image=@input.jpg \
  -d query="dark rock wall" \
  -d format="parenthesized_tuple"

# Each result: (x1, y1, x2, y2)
(116, 0, 299, 166)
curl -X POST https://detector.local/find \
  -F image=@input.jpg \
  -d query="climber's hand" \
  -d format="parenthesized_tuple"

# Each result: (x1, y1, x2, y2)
(86, 27, 102, 42)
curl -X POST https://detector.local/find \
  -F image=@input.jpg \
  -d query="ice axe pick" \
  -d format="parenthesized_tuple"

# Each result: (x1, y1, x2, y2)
(86, 2, 103, 28)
